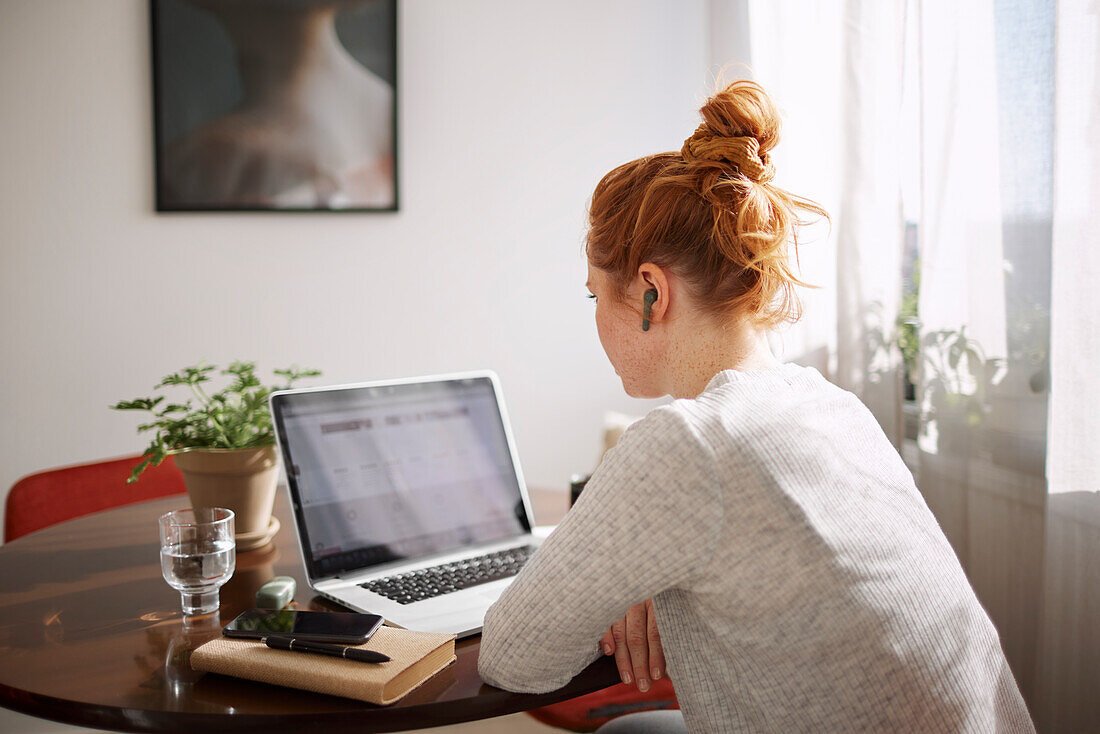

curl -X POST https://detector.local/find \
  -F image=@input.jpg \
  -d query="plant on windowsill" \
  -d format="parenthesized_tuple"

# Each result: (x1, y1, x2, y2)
(112, 361, 321, 549)
(917, 327, 1005, 457)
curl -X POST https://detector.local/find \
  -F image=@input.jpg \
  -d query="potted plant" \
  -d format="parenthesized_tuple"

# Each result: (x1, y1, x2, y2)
(113, 361, 320, 548)
(917, 326, 1005, 457)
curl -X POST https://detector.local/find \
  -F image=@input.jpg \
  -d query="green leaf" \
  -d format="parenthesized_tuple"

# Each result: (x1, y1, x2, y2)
(274, 366, 323, 387)
(127, 446, 168, 484)
(158, 364, 215, 389)
(111, 396, 164, 411)
(225, 361, 257, 375)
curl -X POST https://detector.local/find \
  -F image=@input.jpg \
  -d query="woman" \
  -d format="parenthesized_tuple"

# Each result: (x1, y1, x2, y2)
(478, 81, 1033, 733)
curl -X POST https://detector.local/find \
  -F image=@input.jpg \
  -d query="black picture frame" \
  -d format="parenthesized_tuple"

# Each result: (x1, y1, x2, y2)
(150, 0, 398, 212)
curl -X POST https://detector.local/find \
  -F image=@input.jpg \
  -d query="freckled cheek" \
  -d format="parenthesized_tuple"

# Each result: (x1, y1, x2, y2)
(595, 311, 619, 366)
(615, 336, 646, 379)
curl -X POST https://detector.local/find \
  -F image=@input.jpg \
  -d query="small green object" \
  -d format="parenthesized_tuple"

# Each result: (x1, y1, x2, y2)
(255, 576, 296, 610)
(642, 289, 658, 331)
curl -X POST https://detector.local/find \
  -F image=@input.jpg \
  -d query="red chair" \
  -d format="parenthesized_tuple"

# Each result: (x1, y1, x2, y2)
(5, 454, 187, 542)
(529, 677, 680, 732)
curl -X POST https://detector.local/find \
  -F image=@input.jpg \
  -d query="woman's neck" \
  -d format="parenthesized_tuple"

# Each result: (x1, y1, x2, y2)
(663, 316, 780, 399)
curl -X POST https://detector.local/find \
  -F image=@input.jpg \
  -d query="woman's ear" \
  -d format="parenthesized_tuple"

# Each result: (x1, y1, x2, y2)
(636, 263, 670, 329)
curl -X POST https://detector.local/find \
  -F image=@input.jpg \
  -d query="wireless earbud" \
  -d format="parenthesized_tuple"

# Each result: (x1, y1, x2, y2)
(642, 289, 658, 331)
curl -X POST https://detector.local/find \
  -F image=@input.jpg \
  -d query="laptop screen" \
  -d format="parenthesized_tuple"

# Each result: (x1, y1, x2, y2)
(271, 375, 531, 580)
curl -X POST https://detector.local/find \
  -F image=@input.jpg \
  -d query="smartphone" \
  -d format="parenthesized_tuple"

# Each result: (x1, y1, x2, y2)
(223, 609, 384, 644)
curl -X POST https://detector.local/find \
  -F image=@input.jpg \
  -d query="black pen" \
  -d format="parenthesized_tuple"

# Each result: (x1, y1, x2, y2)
(262, 635, 391, 664)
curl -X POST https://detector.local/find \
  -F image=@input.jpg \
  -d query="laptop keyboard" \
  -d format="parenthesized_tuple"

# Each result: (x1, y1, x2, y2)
(359, 545, 537, 605)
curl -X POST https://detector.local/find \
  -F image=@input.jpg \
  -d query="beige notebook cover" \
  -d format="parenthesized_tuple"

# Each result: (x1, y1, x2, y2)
(191, 625, 456, 705)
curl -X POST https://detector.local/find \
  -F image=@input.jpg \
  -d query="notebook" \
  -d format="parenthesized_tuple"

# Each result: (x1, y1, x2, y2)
(269, 371, 542, 639)
(191, 625, 456, 705)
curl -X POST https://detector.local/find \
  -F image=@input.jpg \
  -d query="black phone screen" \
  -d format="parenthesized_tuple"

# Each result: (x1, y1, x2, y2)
(223, 609, 384, 643)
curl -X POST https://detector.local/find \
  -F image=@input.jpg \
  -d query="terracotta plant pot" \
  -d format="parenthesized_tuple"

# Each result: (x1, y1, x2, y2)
(173, 447, 278, 543)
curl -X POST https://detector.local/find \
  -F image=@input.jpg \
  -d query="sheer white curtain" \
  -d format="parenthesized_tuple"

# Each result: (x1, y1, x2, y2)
(712, 0, 1099, 729)
(917, 0, 1049, 716)
(918, 1, 1099, 730)
(730, 0, 906, 444)
(1033, 1, 1100, 730)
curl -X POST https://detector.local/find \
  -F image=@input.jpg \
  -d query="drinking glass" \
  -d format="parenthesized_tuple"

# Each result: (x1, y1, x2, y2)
(159, 508, 236, 615)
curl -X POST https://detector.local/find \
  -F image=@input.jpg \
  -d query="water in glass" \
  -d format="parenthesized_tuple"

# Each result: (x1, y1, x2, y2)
(158, 508, 235, 615)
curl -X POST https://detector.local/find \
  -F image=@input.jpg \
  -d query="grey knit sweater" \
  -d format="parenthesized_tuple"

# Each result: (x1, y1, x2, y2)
(479, 364, 1034, 732)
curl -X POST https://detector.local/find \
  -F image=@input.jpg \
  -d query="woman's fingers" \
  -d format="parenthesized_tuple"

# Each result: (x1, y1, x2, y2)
(601, 627, 614, 656)
(606, 600, 664, 691)
(645, 598, 666, 681)
(610, 617, 633, 685)
(625, 602, 652, 691)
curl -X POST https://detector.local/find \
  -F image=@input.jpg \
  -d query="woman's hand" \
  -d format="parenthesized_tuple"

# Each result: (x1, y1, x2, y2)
(600, 598, 665, 692)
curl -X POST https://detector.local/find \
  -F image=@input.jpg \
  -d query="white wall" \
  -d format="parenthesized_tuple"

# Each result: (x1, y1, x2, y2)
(0, 0, 711, 535)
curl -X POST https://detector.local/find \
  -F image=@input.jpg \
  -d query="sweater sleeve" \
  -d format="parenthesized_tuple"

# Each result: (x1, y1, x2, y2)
(477, 405, 722, 693)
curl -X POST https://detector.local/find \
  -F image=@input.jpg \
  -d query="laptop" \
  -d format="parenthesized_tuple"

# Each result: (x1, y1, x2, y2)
(269, 370, 543, 638)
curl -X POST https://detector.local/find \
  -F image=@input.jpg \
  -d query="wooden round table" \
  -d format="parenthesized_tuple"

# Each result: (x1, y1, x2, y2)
(0, 491, 617, 732)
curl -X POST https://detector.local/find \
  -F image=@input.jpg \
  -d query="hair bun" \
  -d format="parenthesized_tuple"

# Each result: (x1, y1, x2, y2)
(680, 80, 782, 183)
(680, 125, 775, 183)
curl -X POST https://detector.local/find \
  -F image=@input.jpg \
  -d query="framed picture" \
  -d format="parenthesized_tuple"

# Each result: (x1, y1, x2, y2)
(150, 0, 398, 212)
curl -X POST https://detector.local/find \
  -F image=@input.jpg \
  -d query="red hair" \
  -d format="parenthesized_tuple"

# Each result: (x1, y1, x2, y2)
(586, 80, 828, 327)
